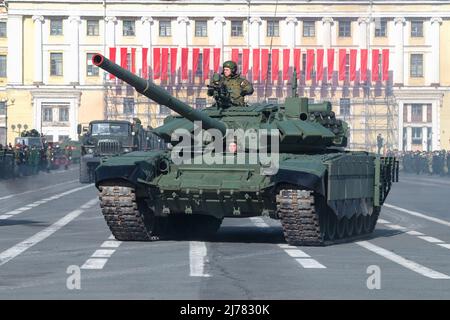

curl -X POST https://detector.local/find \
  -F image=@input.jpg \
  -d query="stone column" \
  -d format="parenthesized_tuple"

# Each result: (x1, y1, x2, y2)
(104, 16, 117, 47)
(406, 126, 412, 151)
(213, 16, 226, 48)
(140, 16, 153, 48)
(249, 17, 262, 48)
(176, 16, 190, 47)
(7, 15, 23, 84)
(393, 17, 406, 86)
(284, 17, 298, 48)
(357, 17, 370, 49)
(322, 17, 334, 49)
(430, 17, 442, 85)
(69, 16, 81, 84)
(32, 15, 44, 84)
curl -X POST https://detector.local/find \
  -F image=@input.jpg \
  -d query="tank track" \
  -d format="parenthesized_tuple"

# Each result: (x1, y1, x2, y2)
(277, 189, 380, 246)
(99, 186, 164, 241)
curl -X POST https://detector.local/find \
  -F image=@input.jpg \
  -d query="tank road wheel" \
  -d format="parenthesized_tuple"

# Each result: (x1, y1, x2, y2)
(345, 216, 355, 237)
(99, 186, 167, 241)
(277, 189, 324, 246)
(326, 213, 337, 241)
(354, 215, 364, 235)
(336, 218, 346, 239)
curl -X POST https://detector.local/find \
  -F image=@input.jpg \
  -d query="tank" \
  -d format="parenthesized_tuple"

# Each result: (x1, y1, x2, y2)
(92, 53, 399, 245)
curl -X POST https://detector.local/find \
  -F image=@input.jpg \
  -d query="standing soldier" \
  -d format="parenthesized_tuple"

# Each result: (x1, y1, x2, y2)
(46, 145, 53, 172)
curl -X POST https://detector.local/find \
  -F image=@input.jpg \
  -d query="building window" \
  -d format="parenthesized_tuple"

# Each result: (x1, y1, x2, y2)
(160, 105, 171, 115)
(123, 20, 135, 36)
(411, 104, 423, 122)
(50, 18, 63, 35)
(375, 19, 387, 37)
(411, 127, 422, 144)
(126, 85, 134, 96)
(59, 107, 69, 122)
(340, 98, 351, 117)
(231, 20, 243, 37)
(410, 54, 423, 78)
(43, 108, 53, 122)
(123, 98, 135, 115)
(86, 53, 99, 76)
(50, 53, 63, 76)
(87, 20, 99, 36)
(195, 20, 207, 37)
(411, 20, 423, 37)
(0, 55, 6, 77)
(0, 101, 5, 115)
(196, 53, 203, 77)
(302, 53, 315, 79)
(195, 98, 207, 110)
(267, 20, 279, 37)
(303, 21, 315, 37)
(159, 20, 172, 37)
(0, 21, 6, 37)
(338, 20, 351, 37)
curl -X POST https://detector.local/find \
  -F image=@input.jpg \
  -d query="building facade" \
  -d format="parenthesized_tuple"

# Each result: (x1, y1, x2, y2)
(2, 0, 450, 152)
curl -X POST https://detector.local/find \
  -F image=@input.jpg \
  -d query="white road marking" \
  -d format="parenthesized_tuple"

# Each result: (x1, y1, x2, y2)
(356, 241, 450, 280)
(0, 180, 78, 201)
(91, 249, 116, 258)
(108, 235, 116, 240)
(0, 215, 13, 220)
(250, 217, 270, 228)
(437, 244, 450, 250)
(81, 258, 108, 270)
(384, 203, 450, 228)
(0, 198, 98, 266)
(278, 244, 298, 249)
(406, 230, 425, 236)
(296, 258, 327, 269)
(284, 249, 310, 258)
(417, 236, 444, 244)
(385, 224, 407, 231)
(0, 184, 93, 219)
(377, 219, 391, 224)
(189, 241, 211, 277)
(101, 240, 121, 248)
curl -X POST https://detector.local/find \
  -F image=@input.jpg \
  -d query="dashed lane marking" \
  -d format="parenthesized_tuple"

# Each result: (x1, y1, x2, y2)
(0, 198, 98, 266)
(438, 244, 450, 250)
(81, 258, 108, 270)
(377, 219, 391, 224)
(81, 239, 121, 270)
(417, 236, 444, 244)
(384, 203, 450, 228)
(406, 230, 425, 236)
(356, 241, 450, 280)
(0, 180, 78, 201)
(101, 240, 121, 248)
(296, 258, 327, 269)
(189, 241, 211, 277)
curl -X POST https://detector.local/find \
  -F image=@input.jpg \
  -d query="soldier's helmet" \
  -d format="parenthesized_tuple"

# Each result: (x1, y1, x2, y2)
(222, 60, 238, 75)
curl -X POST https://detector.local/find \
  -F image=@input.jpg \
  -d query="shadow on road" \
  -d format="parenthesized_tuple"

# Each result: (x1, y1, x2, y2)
(0, 219, 50, 227)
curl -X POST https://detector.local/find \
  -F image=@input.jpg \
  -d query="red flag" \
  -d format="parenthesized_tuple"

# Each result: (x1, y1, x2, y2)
(252, 49, 260, 81)
(271, 49, 279, 82)
(283, 49, 290, 80)
(294, 48, 301, 74)
(170, 48, 177, 77)
(372, 49, 379, 81)
(350, 49, 357, 81)
(203, 48, 210, 79)
(109, 47, 116, 79)
(261, 49, 269, 81)
(316, 49, 324, 81)
(121, 47, 128, 69)
(242, 49, 250, 76)
(382, 49, 389, 81)
(339, 49, 346, 81)
(360, 49, 368, 81)
(192, 48, 200, 80)
(213, 48, 221, 73)
(181, 48, 188, 80)
(161, 48, 168, 81)
(142, 47, 148, 79)
(131, 48, 136, 74)
(327, 49, 334, 81)
(153, 47, 160, 79)
(306, 49, 314, 81)
(231, 48, 239, 63)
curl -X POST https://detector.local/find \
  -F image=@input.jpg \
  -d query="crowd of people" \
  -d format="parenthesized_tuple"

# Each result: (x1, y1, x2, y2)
(386, 150, 450, 176)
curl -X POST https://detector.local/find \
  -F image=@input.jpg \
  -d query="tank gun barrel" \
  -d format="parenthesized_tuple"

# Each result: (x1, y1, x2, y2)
(92, 54, 227, 135)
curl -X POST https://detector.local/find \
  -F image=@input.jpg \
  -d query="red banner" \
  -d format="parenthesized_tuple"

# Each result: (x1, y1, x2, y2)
(232, 48, 239, 64)
(213, 48, 221, 73)
(242, 49, 250, 76)
(294, 48, 301, 74)
(109, 47, 116, 79)
(203, 48, 210, 79)
(316, 49, 324, 82)
(170, 48, 177, 77)
(350, 49, 357, 82)
(153, 47, 160, 79)
(192, 48, 200, 79)
(271, 49, 279, 82)
(382, 49, 389, 81)
(142, 47, 148, 79)
(283, 49, 290, 80)
(372, 49, 379, 81)
(161, 48, 168, 81)
(121, 47, 128, 70)
(261, 49, 269, 81)
(360, 49, 368, 81)
(131, 48, 136, 74)
(339, 49, 346, 81)
(327, 49, 334, 81)
(306, 49, 314, 81)
(181, 48, 188, 80)
(252, 49, 260, 81)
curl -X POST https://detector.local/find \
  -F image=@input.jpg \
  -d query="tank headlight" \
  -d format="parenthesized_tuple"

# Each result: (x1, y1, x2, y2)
(87, 148, 94, 154)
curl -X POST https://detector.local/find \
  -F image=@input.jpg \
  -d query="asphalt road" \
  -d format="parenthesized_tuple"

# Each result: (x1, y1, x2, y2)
(0, 168, 450, 299)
